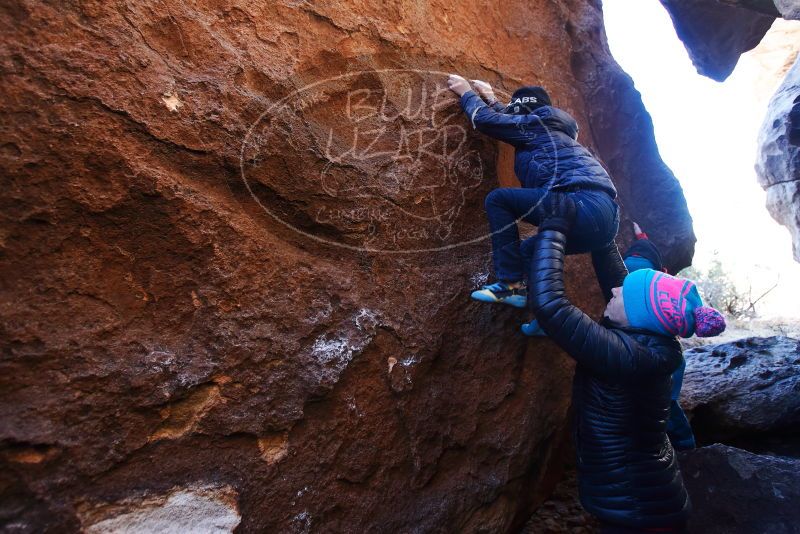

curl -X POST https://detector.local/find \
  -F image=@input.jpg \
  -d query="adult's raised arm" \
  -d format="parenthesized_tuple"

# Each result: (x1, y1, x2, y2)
(530, 227, 675, 383)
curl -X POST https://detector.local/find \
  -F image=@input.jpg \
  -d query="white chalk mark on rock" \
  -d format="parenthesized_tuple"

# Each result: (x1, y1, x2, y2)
(400, 355, 419, 367)
(80, 485, 240, 533)
(310, 337, 353, 365)
(307, 309, 382, 385)
(292, 511, 312, 534)
(354, 308, 379, 331)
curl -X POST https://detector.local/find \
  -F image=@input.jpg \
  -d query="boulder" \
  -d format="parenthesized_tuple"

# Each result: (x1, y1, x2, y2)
(775, 0, 800, 19)
(0, 1, 694, 531)
(659, 0, 777, 81)
(756, 55, 800, 262)
(681, 336, 800, 442)
(679, 444, 800, 534)
(657, 0, 800, 260)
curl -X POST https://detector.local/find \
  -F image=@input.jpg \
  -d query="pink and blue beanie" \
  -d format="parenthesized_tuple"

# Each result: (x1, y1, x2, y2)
(622, 269, 726, 338)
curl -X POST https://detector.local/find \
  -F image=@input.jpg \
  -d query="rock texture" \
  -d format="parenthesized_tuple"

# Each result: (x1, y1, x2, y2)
(775, 0, 800, 19)
(521, 469, 598, 534)
(757, 55, 800, 262)
(79, 485, 240, 534)
(681, 336, 800, 443)
(679, 444, 800, 534)
(659, 0, 777, 81)
(0, 1, 694, 532)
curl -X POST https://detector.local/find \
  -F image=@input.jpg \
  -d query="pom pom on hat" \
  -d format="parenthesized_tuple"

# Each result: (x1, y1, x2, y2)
(694, 306, 726, 337)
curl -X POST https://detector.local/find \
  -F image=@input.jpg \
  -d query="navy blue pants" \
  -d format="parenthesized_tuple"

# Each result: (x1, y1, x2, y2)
(484, 187, 619, 281)
(667, 357, 696, 450)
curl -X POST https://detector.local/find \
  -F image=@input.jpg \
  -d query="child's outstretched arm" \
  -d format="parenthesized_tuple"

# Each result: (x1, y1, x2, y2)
(471, 79, 506, 112)
(447, 74, 542, 147)
(459, 91, 543, 146)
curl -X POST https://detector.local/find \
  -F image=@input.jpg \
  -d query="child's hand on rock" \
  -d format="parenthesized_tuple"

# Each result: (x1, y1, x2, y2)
(447, 74, 472, 96)
(471, 79, 496, 103)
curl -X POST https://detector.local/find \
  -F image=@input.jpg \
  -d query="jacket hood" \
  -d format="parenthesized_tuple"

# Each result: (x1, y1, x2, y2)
(537, 106, 579, 140)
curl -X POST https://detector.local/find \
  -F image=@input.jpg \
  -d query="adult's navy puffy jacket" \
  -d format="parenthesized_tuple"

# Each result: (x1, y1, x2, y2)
(459, 91, 617, 197)
(529, 230, 691, 529)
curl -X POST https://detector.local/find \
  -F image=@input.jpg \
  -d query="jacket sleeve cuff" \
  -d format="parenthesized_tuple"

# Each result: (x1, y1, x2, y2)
(459, 90, 482, 112)
(489, 100, 506, 112)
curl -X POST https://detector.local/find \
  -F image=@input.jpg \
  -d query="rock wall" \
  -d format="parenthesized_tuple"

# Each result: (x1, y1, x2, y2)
(775, 0, 800, 19)
(0, 1, 693, 532)
(679, 444, 800, 534)
(757, 55, 800, 262)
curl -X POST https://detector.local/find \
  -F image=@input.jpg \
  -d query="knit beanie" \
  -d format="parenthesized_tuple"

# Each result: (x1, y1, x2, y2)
(622, 269, 726, 338)
(505, 86, 551, 114)
(623, 239, 665, 273)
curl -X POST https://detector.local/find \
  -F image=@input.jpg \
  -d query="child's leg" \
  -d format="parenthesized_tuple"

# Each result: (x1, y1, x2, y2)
(667, 400, 697, 450)
(666, 358, 696, 450)
(484, 187, 546, 282)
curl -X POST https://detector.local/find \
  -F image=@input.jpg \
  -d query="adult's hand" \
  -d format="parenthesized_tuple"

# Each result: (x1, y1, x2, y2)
(471, 79, 496, 103)
(447, 74, 472, 97)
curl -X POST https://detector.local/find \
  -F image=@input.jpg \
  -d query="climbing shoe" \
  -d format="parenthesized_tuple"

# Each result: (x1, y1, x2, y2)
(471, 281, 527, 308)
(521, 319, 547, 337)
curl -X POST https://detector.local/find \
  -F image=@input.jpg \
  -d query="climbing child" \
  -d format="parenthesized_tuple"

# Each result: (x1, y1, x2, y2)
(528, 195, 726, 532)
(446, 74, 619, 308)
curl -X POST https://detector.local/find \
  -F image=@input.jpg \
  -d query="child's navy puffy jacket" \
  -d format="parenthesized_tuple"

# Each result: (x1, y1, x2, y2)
(460, 91, 617, 197)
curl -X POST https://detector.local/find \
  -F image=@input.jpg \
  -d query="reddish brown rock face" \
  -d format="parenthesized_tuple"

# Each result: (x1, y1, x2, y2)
(0, 1, 693, 532)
